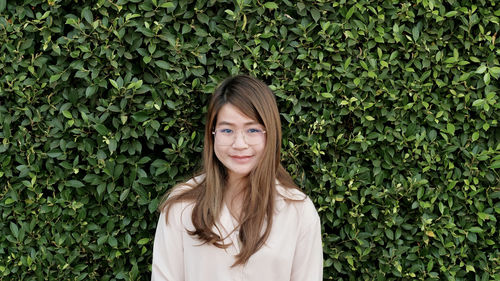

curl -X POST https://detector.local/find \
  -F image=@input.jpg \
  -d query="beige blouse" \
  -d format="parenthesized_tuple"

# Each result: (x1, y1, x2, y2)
(151, 183, 323, 281)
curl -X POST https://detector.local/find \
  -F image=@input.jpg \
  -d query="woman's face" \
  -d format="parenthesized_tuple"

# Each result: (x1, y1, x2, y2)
(213, 103, 266, 182)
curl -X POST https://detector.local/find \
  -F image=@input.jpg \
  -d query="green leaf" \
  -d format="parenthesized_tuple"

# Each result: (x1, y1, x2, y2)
(132, 112, 149, 122)
(154, 60, 170, 70)
(97, 183, 106, 196)
(94, 124, 110, 135)
(197, 13, 210, 25)
(85, 86, 98, 98)
(66, 180, 85, 188)
(345, 6, 355, 20)
(490, 160, 500, 169)
(108, 139, 117, 153)
(137, 238, 150, 245)
(0, 0, 6, 13)
(120, 188, 130, 201)
(428, 130, 437, 141)
(385, 229, 394, 240)
(81, 7, 93, 24)
(263, 2, 278, 9)
(310, 8, 320, 22)
(412, 24, 420, 41)
(10, 222, 19, 238)
(108, 236, 118, 248)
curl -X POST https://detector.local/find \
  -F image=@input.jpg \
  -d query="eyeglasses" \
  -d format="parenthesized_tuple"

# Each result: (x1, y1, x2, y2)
(212, 127, 266, 145)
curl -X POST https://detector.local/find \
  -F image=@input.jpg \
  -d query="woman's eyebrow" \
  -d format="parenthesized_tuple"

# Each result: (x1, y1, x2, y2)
(216, 121, 260, 126)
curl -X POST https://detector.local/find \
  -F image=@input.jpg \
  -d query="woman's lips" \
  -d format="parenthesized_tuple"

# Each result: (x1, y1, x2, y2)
(230, 155, 253, 163)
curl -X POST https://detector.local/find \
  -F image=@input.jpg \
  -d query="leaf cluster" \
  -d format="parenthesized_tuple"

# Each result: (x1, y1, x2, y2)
(0, 0, 499, 280)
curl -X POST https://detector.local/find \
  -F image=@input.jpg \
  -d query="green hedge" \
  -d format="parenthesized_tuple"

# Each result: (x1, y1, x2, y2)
(1, 0, 499, 280)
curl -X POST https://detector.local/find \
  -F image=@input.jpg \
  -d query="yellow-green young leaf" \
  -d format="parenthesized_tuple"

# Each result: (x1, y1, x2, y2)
(365, 116, 375, 121)
(447, 123, 455, 135)
(465, 265, 475, 272)
(160, 2, 174, 8)
(62, 110, 73, 119)
(444, 11, 458, 17)
(471, 132, 479, 142)
(50, 73, 62, 83)
(489, 66, 500, 78)
(120, 115, 128, 124)
(468, 227, 483, 233)
(109, 79, 119, 89)
(477, 212, 489, 220)
(344, 56, 351, 69)
(360, 60, 368, 70)
(475, 65, 487, 74)
(263, 2, 278, 9)
(353, 78, 360, 86)
(483, 72, 490, 85)
(137, 238, 150, 245)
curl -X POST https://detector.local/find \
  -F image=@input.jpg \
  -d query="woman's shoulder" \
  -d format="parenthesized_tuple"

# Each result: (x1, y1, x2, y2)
(169, 174, 205, 197)
(275, 181, 307, 201)
(275, 182, 319, 217)
(159, 175, 204, 215)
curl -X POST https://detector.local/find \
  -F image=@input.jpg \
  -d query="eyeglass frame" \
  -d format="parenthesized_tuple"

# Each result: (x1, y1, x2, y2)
(212, 127, 267, 145)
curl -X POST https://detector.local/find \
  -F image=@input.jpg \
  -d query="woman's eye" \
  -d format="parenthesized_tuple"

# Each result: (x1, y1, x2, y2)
(247, 128, 262, 133)
(220, 129, 233, 134)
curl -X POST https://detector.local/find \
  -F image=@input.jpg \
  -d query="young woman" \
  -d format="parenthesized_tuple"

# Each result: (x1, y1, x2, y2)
(151, 75, 323, 281)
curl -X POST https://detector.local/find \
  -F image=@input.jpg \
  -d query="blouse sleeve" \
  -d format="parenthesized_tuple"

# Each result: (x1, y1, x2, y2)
(151, 205, 185, 281)
(290, 198, 323, 281)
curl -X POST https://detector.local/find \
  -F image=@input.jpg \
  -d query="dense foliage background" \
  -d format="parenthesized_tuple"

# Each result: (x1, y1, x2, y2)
(1, 0, 499, 280)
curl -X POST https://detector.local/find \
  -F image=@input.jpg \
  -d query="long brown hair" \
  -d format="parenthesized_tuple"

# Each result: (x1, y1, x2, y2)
(159, 75, 299, 266)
